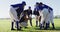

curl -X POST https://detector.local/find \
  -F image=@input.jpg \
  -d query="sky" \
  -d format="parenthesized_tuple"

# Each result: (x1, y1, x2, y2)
(0, 0, 60, 18)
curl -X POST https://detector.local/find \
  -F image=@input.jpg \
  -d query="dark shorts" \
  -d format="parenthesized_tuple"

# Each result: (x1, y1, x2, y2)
(33, 11, 39, 16)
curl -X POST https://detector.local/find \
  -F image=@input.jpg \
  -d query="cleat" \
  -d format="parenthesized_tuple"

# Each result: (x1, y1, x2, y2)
(11, 28, 15, 30)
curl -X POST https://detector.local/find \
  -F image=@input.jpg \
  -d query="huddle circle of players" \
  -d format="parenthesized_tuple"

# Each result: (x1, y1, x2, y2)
(10, 1, 55, 30)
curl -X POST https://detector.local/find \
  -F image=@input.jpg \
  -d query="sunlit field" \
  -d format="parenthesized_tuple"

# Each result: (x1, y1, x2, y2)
(0, 19, 60, 32)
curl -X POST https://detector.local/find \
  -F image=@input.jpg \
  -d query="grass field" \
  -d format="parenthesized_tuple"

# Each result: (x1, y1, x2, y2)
(0, 19, 60, 32)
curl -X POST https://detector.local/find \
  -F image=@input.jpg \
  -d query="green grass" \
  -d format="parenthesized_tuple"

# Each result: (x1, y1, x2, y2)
(0, 19, 60, 32)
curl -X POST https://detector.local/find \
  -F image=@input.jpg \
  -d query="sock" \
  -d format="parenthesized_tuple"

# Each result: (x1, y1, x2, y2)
(11, 22, 14, 29)
(30, 19, 32, 26)
(16, 21, 19, 29)
(52, 23, 55, 29)
(40, 24, 42, 29)
(36, 21, 38, 26)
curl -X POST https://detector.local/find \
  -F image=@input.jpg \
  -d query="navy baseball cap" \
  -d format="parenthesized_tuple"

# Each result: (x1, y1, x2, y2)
(40, 2, 43, 5)
(29, 6, 31, 8)
(36, 2, 39, 5)
(22, 1, 26, 5)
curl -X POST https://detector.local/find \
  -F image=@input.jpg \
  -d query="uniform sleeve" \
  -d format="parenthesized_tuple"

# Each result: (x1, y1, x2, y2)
(30, 10, 32, 14)
(44, 4, 53, 10)
(34, 7, 38, 11)
(49, 7, 53, 11)
(34, 8, 36, 11)
(29, 10, 32, 15)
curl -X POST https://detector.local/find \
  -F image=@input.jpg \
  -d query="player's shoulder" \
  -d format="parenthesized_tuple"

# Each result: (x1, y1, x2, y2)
(43, 4, 49, 8)
(11, 3, 23, 8)
(11, 3, 22, 6)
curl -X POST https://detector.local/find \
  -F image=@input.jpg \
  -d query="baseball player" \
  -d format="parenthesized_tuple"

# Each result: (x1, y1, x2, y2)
(34, 2, 40, 27)
(10, 1, 26, 30)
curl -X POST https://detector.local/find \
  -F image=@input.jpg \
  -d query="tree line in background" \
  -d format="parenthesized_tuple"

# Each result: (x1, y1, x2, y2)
(54, 15, 60, 19)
